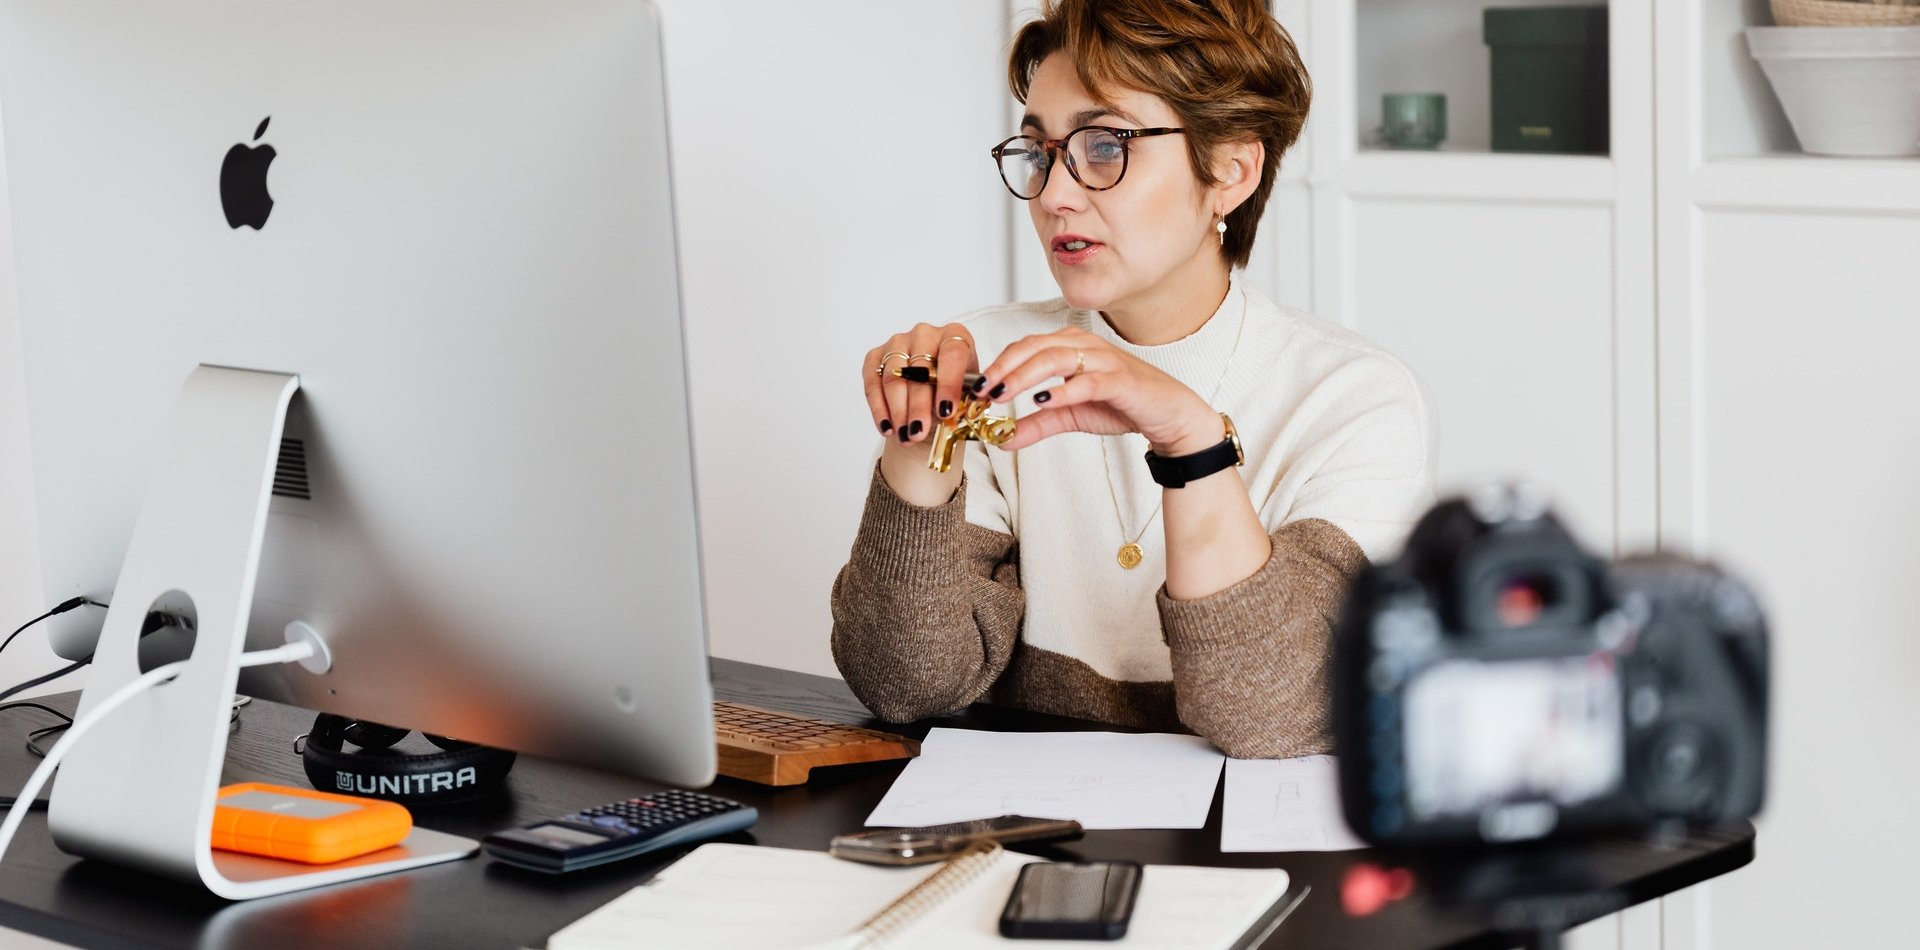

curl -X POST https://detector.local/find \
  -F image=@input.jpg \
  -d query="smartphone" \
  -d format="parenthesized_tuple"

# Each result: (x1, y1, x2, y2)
(999, 860, 1143, 940)
(828, 815, 1083, 866)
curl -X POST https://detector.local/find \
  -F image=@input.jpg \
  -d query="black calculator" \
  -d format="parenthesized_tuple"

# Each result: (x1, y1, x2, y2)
(480, 788, 757, 873)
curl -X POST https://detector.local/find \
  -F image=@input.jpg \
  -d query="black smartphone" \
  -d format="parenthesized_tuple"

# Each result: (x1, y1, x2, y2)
(999, 860, 1143, 940)
(829, 815, 1083, 866)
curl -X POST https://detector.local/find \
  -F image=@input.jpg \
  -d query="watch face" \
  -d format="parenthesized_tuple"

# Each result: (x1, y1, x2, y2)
(1223, 414, 1244, 465)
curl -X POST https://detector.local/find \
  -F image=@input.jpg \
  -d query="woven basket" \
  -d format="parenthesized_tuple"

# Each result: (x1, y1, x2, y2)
(1772, 0, 1920, 26)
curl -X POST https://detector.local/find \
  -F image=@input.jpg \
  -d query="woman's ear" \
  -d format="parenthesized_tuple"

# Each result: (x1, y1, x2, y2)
(1212, 140, 1264, 216)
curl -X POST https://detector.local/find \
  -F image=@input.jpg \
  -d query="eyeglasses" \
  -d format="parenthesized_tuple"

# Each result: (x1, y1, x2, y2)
(989, 126, 1186, 200)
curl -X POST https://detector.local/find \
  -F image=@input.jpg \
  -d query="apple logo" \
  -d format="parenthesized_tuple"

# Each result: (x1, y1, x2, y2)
(220, 117, 276, 230)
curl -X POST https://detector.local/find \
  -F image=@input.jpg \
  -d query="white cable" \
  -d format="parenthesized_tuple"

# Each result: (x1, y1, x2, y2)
(237, 639, 316, 669)
(0, 638, 319, 863)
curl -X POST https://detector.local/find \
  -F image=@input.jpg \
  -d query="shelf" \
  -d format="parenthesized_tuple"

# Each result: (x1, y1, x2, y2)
(1356, 0, 1613, 156)
(1325, 150, 1616, 204)
(1693, 156, 1920, 214)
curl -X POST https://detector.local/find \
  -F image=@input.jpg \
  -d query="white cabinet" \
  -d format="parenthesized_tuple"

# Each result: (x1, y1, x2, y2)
(1284, 3, 1920, 949)
(1280, 1, 1920, 948)
(1653, 5, 1920, 950)
(1281, 0, 1658, 554)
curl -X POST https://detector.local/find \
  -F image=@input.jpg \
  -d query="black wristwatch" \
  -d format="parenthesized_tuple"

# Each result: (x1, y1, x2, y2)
(1144, 413, 1244, 489)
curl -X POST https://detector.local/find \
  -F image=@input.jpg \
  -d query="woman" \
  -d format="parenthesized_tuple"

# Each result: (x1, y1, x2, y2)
(831, 0, 1432, 757)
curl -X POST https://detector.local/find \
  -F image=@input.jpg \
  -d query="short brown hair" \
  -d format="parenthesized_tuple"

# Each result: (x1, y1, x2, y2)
(1009, 0, 1311, 269)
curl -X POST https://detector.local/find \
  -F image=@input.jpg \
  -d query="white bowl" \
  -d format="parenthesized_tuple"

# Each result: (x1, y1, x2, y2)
(1747, 26, 1920, 157)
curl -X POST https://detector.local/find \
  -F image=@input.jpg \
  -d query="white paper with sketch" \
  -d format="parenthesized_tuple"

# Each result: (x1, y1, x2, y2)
(864, 728, 1225, 830)
(1220, 754, 1368, 852)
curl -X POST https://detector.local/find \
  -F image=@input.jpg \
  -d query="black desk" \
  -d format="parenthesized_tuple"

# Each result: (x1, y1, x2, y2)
(0, 659, 1752, 949)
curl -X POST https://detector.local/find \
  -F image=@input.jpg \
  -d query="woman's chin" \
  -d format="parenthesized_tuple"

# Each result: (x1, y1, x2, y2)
(1052, 274, 1115, 312)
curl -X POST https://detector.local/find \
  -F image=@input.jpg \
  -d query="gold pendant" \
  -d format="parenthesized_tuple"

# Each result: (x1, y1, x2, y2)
(1117, 542, 1144, 570)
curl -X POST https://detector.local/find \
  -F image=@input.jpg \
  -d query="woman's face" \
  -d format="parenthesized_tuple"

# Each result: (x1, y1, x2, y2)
(1021, 52, 1219, 316)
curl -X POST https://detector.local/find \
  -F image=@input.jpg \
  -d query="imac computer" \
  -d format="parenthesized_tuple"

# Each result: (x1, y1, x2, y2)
(0, 0, 715, 897)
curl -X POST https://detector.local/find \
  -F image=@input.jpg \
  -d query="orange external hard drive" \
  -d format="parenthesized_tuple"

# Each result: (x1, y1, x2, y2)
(211, 782, 413, 864)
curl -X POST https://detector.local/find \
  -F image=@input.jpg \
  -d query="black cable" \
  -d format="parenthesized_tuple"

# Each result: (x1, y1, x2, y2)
(0, 701, 75, 809)
(0, 596, 105, 661)
(0, 700, 74, 757)
(0, 701, 72, 723)
(0, 660, 88, 705)
(0, 601, 240, 809)
(0, 598, 111, 705)
(26, 723, 68, 759)
(0, 600, 103, 802)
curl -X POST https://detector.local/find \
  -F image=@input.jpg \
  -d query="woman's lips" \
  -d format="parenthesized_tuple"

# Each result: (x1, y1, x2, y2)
(1052, 239, 1103, 265)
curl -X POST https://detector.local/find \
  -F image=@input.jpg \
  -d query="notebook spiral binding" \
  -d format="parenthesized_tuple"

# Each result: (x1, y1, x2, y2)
(847, 841, 1005, 950)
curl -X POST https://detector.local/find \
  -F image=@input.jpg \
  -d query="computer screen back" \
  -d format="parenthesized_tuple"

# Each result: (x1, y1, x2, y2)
(0, 0, 716, 786)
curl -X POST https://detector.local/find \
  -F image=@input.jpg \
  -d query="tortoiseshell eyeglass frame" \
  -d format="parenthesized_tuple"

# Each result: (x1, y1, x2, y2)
(989, 126, 1186, 199)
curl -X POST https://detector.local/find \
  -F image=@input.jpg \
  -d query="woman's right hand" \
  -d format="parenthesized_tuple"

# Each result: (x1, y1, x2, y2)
(863, 322, 976, 504)
(863, 322, 977, 448)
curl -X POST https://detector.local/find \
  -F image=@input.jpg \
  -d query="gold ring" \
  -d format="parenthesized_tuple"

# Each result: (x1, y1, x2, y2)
(1073, 349, 1086, 376)
(908, 353, 937, 365)
(875, 350, 911, 377)
(946, 335, 970, 348)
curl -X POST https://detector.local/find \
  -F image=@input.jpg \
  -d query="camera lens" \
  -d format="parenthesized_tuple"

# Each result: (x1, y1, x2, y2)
(1659, 738, 1700, 778)
(1638, 723, 1724, 816)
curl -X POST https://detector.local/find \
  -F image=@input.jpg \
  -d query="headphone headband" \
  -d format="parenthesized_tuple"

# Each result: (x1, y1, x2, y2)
(301, 713, 515, 805)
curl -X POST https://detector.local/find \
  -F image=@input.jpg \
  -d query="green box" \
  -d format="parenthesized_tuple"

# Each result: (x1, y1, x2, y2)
(1484, 5, 1610, 154)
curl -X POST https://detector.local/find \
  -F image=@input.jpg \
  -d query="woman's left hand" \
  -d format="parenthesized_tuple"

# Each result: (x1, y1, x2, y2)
(976, 327, 1223, 456)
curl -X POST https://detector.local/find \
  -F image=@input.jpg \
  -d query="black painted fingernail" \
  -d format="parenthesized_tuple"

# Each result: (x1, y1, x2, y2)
(898, 427, 911, 443)
(970, 377, 988, 394)
(1034, 390, 1051, 404)
(988, 383, 1006, 399)
(879, 419, 893, 434)
(910, 420, 924, 436)
(938, 400, 953, 418)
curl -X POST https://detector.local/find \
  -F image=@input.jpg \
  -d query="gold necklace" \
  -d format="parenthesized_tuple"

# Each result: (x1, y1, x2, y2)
(1098, 287, 1249, 569)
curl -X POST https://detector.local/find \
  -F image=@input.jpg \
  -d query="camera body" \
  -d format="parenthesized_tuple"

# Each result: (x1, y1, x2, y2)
(1333, 487, 1768, 846)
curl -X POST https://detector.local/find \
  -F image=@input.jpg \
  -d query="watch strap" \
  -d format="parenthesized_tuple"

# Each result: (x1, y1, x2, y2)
(1144, 414, 1242, 489)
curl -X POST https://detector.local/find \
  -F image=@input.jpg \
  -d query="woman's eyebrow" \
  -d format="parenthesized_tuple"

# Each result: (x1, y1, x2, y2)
(1019, 105, 1147, 135)
(1072, 106, 1142, 127)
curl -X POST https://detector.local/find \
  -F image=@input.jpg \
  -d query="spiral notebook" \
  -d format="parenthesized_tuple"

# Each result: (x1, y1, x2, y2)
(544, 842, 1300, 950)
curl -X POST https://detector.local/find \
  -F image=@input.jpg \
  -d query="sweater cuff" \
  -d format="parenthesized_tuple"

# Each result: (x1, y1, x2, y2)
(1156, 538, 1288, 650)
(850, 462, 968, 586)
(1155, 518, 1367, 651)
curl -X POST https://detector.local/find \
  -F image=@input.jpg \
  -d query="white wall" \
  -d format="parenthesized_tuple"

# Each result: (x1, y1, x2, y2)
(0, 3, 1014, 689)
(0, 102, 58, 695)
(655, 1, 1012, 676)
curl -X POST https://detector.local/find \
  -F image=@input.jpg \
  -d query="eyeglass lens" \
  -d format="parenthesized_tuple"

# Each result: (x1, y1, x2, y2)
(997, 128, 1130, 199)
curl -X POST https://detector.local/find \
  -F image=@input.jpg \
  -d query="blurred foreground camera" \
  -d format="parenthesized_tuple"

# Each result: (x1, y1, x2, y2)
(1333, 486, 1768, 847)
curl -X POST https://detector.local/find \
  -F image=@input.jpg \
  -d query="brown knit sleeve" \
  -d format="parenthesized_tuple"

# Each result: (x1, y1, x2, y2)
(829, 464, 1024, 722)
(1156, 517, 1367, 758)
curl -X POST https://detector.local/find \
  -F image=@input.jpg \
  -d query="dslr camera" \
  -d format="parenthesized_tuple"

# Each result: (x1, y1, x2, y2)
(1333, 486, 1768, 847)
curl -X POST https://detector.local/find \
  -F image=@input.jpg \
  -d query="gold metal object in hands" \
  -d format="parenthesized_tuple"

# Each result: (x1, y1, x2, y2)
(927, 397, 1015, 473)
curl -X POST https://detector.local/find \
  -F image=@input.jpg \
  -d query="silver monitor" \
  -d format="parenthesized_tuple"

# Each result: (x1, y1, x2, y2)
(0, 0, 714, 896)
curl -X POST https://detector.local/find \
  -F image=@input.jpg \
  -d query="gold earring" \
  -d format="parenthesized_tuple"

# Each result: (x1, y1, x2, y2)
(1216, 219, 1226, 246)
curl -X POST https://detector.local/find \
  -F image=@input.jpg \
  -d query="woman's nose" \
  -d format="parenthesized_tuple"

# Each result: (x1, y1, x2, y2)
(1035, 155, 1085, 215)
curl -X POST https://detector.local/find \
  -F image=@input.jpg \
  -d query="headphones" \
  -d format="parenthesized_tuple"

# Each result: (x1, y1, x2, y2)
(299, 713, 516, 805)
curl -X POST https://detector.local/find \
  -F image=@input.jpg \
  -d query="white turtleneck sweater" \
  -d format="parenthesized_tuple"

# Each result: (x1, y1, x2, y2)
(831, 275, 1435, 755)
(960, 275, 1434, 684)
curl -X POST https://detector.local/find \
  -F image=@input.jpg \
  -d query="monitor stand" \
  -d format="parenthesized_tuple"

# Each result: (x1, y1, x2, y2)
(45, 365, 476, 899)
